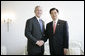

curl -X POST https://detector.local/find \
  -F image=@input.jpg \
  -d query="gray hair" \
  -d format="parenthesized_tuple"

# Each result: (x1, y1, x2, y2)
(34, 6, 41, 12)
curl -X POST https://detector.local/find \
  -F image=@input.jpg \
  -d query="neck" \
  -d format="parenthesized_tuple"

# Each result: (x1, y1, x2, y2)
(53, 19, 56, 21)
(36, 15, 40, 18)
(35, 16, 40, 21)
(53, 18, 58, 21)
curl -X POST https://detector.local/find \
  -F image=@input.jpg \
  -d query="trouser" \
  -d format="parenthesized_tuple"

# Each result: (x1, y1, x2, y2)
(28, 52, 44, 55)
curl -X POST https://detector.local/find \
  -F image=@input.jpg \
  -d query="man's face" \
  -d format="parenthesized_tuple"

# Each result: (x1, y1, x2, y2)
(35, 7, 42, 18)
(50, 10, 58, 21)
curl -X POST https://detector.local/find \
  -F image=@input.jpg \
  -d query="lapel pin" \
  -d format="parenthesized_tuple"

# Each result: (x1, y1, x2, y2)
(57, 24, 59, 26)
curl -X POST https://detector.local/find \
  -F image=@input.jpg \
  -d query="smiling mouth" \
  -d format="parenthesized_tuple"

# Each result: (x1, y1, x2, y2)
(53, 16, 56, 17)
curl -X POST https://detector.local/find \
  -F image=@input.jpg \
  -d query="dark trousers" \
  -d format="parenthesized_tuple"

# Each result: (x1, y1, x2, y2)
(50, 51, 64, 55)
(28, 52, 44, 55)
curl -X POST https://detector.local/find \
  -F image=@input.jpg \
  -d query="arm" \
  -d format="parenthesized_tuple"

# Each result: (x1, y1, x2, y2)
(25, 19, 37, 43)
(40, 20, 48, 42)
(63, 21, 69, 55)
(63, 21, 69, 49)
(44, 24, 49, 42)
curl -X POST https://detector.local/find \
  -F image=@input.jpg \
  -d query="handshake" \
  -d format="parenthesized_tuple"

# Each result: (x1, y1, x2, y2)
(36, 40, 44, 47)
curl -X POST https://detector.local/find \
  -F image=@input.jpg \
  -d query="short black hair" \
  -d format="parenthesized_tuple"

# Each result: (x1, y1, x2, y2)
(49, 8, 59, 14)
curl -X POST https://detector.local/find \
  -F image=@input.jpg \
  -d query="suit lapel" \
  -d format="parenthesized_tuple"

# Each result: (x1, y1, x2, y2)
(50, 21, 53, 34)
(52, 20, 60, 34)
(55, 20, 60, 33)
(33, 16, 44, 34)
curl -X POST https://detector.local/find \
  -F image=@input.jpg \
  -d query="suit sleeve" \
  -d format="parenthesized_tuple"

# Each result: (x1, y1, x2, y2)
(25, 20, 37, 43)
(43, 24, 49, 42)
(63, 21, 69, 49)
(40, 20, 48, 42)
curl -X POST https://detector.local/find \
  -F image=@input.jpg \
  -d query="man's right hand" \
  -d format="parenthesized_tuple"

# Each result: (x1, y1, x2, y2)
(36, 40, 44, 47)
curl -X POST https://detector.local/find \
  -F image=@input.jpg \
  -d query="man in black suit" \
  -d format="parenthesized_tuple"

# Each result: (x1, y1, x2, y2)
(45, 8, 69, 55)
(25, 6, 45, 55)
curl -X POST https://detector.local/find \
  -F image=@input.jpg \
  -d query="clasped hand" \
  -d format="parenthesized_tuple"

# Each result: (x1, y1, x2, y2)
(36, 40, 44, 47)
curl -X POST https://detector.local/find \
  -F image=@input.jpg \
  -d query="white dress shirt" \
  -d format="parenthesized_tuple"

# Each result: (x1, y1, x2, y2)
(35, 16, 41, 22)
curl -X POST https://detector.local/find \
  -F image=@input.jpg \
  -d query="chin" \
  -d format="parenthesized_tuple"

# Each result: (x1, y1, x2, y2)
(37, 16, 41, 18)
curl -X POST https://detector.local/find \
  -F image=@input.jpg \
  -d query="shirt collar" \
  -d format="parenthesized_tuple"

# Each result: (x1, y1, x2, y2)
(35, 16, 41, 22)
(53, 18, 58, 24)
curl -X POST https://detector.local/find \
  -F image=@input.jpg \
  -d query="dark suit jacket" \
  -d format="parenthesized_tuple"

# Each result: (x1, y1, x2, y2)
(45, 19, 69, 55)
(25, 16, 45, 55)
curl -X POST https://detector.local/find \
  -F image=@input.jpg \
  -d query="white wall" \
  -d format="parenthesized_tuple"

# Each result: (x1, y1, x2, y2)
(1, 1, 84, 55)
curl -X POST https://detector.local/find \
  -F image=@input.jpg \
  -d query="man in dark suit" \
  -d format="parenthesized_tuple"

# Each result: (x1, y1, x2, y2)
(25, 6, 45, 55)
(45, 8, 69, 55)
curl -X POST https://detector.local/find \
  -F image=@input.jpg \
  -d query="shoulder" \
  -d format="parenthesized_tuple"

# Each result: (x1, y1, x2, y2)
(46, 21, 53, 26)
(58, 19, 68, 27)
(26, 16, 36, 22)
(58, 19, 67, 24)
(58, 19, 67, 23)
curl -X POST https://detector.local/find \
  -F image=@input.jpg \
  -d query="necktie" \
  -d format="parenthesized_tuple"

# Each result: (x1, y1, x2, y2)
(39, 19, 43, 32)
(53, 22, 56, 34)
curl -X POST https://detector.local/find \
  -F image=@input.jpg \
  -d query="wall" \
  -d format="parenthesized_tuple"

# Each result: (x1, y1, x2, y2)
(1, 1, 84, 55)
